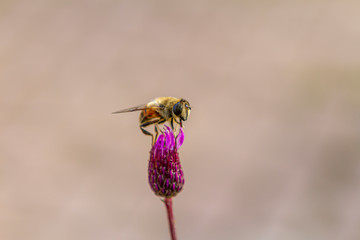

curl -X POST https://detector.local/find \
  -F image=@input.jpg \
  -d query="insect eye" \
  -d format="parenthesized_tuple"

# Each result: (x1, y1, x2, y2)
(185, 104, 189, 108)
(173, 102, 183, 116)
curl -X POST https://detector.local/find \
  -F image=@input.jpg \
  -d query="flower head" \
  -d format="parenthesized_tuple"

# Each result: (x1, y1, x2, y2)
(148, 126, 185, 197)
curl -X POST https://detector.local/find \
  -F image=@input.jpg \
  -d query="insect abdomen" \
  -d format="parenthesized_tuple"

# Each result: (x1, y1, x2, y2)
(139, 108, 161, 124)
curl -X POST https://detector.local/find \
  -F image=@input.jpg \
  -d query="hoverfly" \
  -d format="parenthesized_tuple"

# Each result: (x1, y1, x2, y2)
(113, 97, 191, 143)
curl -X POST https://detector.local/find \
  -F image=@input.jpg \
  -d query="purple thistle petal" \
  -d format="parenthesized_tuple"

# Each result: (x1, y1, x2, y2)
(158, 175, 163, 186)
(164, 125, 175, 150)
(170, 132, 176, 150)
(156, 134, 164, 147)
(169, 170, 173, 180)
(154, 135, 164, 159)
(164, 127, 171, 148)
(176, 127, 185, 149)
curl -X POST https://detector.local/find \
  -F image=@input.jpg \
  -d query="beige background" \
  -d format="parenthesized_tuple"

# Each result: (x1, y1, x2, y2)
(1, 0, 360, 239)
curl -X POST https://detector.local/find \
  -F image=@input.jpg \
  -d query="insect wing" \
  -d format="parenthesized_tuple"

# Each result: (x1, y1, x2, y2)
(112, 103, 162, 114)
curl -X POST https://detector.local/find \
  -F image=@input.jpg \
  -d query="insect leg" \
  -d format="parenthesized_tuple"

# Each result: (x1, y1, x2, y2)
(172, 118, 183, 137)
(154, 119, 167, 142)
(140, 119, 160, 144)
(170, 118, 175, 131)
(154, 124, 160, 143)
(173, 118, 181, 126)
(170, 118, 181, 144)
(157, 119, 166, 128)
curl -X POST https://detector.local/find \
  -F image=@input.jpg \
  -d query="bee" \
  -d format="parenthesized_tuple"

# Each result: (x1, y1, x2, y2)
(113, 97, 191, 142)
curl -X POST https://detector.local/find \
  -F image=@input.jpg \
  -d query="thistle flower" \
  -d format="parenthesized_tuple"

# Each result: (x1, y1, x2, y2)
(147, 126, 185, 240)
(148, 126, 185, 197)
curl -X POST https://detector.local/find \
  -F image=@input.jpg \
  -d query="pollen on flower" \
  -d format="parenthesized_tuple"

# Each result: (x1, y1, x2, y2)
(148, 126, 185, 197)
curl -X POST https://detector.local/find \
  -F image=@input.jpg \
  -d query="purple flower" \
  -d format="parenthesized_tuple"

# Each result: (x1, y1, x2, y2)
(148, 126, 185, 197)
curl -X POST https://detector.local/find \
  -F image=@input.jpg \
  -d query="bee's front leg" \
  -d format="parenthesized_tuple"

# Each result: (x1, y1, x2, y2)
(170, 118, 178, 135)
(170, 118, 175, 132)
(171, 118, 182, 143)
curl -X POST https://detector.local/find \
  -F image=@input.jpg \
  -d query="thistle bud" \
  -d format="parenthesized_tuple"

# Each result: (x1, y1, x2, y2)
(148, 126, 185, 197)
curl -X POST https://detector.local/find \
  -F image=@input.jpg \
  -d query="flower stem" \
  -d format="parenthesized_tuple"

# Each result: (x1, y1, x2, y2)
(164, 197, 177, 240)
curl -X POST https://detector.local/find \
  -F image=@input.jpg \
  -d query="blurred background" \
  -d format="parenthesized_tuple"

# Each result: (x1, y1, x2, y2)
(1, 0, 360, 239)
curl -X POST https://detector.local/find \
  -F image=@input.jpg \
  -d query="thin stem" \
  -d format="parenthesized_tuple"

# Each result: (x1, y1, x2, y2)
(164, 197, 177, 240)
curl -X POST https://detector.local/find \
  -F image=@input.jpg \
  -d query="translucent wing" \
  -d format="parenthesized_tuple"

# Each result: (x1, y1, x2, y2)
(112, 103, 162, 114)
